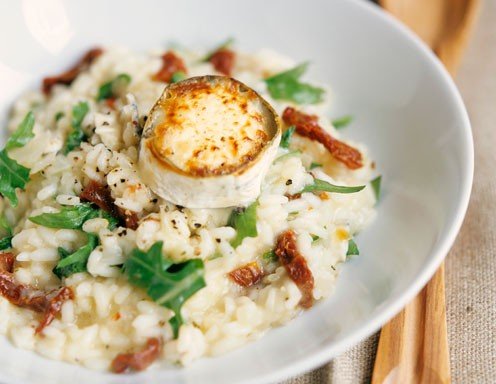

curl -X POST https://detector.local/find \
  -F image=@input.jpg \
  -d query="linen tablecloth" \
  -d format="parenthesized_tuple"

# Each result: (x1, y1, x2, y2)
(284, 1, 496, 382)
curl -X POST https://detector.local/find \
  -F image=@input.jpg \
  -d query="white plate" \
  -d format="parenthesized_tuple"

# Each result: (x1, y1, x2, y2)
(0, 0, 473, 383)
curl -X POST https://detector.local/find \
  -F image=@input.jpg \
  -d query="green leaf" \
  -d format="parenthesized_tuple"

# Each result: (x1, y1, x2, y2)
(202, 37, 234, 61)
(53, 233, 98, 279)
(0, 213, 12, 236)
(265, 63, 324, 105)
(29, 202, 118, 230)
(311, 234, 320, 242)
(124, 241, 206, 338)
(93, 210, 119, 231)
(309, 162, 322, 169)
(228, 202, 258, 248)
(5, 112, 35, 151)
(170, 71, 186, 83)
(0, 149, 31, 207)
(97, 74, 132, 101)
(0, 236, 12, 250)
(0, 213, 13, 250)
(332, 115, 353, 130)
(301, 179, 365, 194)
(0, 112, 35, 206)
(280, 126, 295, 149)
(346, 239, 359, 257)
(55, 111, 65, 122)
(262, 249, 277, 263)
(63, 102, 89, 154)
(371, 175, 382, 201)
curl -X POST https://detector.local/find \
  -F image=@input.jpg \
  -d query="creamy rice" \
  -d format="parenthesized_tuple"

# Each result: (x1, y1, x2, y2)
(0, 45, 376, 370)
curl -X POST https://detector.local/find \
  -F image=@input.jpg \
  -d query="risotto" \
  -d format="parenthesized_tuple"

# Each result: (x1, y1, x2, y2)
(0, 41, 379, 372)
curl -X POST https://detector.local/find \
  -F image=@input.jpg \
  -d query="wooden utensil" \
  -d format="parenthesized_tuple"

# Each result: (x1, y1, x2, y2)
(371, 1, 480, 383)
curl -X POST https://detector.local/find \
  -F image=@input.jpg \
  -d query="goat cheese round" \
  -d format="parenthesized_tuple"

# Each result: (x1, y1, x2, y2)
(139, 75, 281, 208)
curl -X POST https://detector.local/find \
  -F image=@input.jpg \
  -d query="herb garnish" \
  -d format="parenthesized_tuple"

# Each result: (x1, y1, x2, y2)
(55, 112, 65, 122)
(264, 63, 324, 105)
(170, 71, 186, 83)
(5, 111, 35, 151)
(0, 112, 35, 206)
(96, 74, 132, 101)
(262, 249, 277, 263)
(29, 202, 118, 230)
(228, 201, 258, 248)
(124, 241, 206, 338)
(371, 175, 382, 201)
(0, 213, 12, 250)
(280, 126, 295, 149)
(53, 233, 98, 279)
(63, 102, 89, 154)
(300, 179, 365, 194)
(332, 115, 353, 129)
(346, 239, 359, 258)
(309, 162, 322, 170)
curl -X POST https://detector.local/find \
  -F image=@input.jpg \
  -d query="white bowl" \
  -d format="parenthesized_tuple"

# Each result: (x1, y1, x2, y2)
(0, 0, 473, 383)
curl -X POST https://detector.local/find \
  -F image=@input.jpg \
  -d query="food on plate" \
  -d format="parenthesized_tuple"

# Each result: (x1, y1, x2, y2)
(0, 41, 379, 372)
(139, 75, 281, 208)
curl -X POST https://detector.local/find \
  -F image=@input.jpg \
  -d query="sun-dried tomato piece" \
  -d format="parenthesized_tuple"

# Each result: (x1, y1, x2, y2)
(111, 337, 162, 373)
(35, 287, 74, 334)
(80, 181, 140, 230)
(228, 262, 263, 287)
(80, 180, 116, 214)
(153, 51, 187, 83)
(282, 107, 363, 169)
(42, 48, 103, 94)
(274, 230, 314, 308)
(116, 207, 140, 230)
(209, 48, 235, 76)
(0, 272, 47, 311)
(0, 272, 74, 333)
(0, 253, 15, 273)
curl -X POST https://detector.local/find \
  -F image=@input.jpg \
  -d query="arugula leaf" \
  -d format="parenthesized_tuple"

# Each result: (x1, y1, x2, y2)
(202, 37, 234, 61)
(0, 111, 35, 206)
(97, 74, 132, 101)
(262, 249, 277, 263)
(55, 111, 65, 122)
(332, 115, 353, 130)
(301, 179, 365, 194)
(371, 175, 382, 201)
(0, 213, 13, 250)
(346, 239, 359, 257)
(264, 63, 324, 105)
(5, 112, 35, 151)
(309, 162, 322, 169)
(29, 202, 118, 230)
(124, 241, 206, 338)
(89, 209, 119, 230)
(0, 236, 12, 250)
(170, 71, 186, 83)
(53, 233, 98, 279)
(0, 150, 30, 207)
(228, 202, 258, 248)
(63, 102, 89, 154)
(280, 126, 295, 149)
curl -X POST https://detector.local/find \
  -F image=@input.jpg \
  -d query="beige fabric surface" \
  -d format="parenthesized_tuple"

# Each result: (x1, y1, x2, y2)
(283, 1, 496, 383)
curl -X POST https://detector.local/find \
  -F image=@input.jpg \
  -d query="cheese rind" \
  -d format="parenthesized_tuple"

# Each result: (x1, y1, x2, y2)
(139, 76, 281, 208)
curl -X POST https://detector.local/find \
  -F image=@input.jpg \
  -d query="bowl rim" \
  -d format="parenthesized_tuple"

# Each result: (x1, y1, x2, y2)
(246, 0, 474, 383)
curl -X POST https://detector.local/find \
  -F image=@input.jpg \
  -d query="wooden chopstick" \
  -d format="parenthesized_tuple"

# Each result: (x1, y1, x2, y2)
(372, 1, 480, 383)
